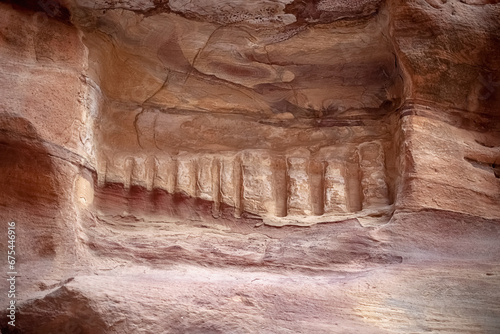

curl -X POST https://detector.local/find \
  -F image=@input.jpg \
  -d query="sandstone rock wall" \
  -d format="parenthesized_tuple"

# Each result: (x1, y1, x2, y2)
(0, 0, 499, 333)
(0, 2, 97, 308)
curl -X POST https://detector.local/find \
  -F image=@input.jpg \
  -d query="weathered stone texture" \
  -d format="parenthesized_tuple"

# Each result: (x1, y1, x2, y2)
(0, 0, 499, 332)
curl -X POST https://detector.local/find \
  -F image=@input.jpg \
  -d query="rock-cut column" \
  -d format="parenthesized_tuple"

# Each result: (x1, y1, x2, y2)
(358, 141, 390, 209)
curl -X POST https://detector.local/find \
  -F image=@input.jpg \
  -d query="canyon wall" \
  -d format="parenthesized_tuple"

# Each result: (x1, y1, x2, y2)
(0, 0, 499, 333)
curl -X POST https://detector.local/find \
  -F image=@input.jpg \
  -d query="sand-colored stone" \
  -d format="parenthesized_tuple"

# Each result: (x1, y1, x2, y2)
(0, 0, 499, 332)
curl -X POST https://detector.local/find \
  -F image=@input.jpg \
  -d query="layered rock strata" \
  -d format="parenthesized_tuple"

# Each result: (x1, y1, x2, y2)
(0, 0, 499, 332)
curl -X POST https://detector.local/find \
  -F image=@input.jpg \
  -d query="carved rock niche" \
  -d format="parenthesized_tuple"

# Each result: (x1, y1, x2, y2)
(89, 2, 403, 227)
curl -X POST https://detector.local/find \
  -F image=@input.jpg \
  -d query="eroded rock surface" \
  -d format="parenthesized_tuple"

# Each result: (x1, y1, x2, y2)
(0, 0, 499, 332)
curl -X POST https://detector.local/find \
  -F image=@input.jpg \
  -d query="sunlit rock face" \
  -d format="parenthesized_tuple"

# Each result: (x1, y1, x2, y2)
(0, 0, 499, 333)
